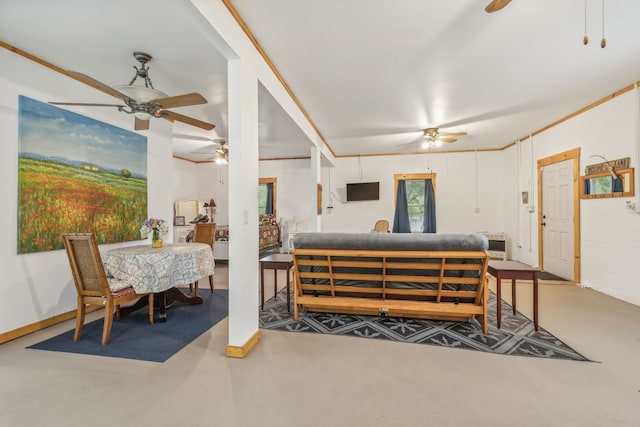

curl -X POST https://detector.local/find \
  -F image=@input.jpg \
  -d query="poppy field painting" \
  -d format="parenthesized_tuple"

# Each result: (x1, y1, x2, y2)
(17, 96, 147, 254)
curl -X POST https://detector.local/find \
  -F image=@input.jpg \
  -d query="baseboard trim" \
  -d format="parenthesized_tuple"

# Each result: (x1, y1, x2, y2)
(225, 329, 262, 358)
(0, 306, 100, 345)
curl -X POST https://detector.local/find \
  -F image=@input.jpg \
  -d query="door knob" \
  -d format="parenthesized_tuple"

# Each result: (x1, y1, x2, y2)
(541, 222, 546, 227)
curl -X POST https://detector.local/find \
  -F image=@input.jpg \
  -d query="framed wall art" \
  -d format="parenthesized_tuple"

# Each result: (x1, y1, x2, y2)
(17, 96, 148, 253)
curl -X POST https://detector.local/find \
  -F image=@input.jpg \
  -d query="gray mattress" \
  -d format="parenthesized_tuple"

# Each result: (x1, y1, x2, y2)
(293, 232, 488, 252)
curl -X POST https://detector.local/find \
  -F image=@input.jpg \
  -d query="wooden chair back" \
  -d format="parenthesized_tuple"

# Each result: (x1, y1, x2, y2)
(373, 220, 390, 233)
(193, 223, 216, 247)
(63, 233, 111, 298)
(189, 223, 216, 294)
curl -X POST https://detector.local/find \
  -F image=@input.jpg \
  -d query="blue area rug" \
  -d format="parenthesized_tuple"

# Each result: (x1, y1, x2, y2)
(28, 289, 228, 362)
(260, 289, 591, 361)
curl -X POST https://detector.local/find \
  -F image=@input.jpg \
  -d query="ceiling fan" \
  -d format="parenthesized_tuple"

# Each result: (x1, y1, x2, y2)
(485, 0, 512, 13)
(400, 128, 468, 150)
(190, 139, 229, 164)
(50, 51, 216, 131)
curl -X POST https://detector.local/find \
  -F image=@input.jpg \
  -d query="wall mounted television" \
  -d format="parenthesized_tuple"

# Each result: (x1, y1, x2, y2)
(346, 182, 380, 201)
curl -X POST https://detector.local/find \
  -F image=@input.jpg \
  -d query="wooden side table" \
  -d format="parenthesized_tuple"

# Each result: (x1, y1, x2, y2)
(259, 253, 294, 311)
(487, 260, 540, 331)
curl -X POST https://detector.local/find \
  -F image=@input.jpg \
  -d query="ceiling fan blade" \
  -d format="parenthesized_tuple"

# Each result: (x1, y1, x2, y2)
(173, 133, 223, 143)
(66, 70, 130, 101)
(161, 110, 215, 131)
(153, 92, 207, 109)
(190, 143, 220, 154)
(485, 0, 512, 13)
(439, 138, 457, 143)
(397, 136, 423, 147)
(49, 102, 124, 107)
(440, 132, 467, 138)
(135, 117, 150, 131)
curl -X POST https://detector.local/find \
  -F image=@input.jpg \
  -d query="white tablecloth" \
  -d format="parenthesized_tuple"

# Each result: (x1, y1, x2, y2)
(103, 243, 215, 294)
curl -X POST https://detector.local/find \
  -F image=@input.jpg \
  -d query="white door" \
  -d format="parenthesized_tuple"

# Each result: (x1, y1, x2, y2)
(541, 159, 574, 280)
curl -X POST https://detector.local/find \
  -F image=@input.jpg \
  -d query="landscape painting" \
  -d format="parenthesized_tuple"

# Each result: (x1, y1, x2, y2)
(18, 95, 147, 254)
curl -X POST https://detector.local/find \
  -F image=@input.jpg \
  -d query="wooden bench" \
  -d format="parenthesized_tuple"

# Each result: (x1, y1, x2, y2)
(291, 233, 490, 334)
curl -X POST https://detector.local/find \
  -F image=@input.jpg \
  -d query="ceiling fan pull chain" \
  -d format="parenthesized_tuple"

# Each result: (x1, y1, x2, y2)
(583, 0, 589, 45)
(600, 0, 606, 48)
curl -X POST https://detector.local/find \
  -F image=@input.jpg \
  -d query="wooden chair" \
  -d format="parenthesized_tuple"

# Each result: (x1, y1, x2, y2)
(372, 219, 390, 233)
(189, 223, 215, 295)
(62, 233, 154, 346)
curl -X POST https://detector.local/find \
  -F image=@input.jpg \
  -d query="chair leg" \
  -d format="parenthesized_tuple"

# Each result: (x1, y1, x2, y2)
(148, 293, 155, 324)
(191, 280, 199, 297)
(102, 301, 114, 346)
(74, 297, 86, 342)
(209, 275, 214, 292)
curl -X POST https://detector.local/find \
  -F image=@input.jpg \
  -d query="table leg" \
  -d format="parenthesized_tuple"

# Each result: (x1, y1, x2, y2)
(260, 264, 265, 310)
(511, 278, 517, 315)
(118, 295, 150, 318)
(193, 280, 199, 298)
(116, 288, 200, 324)
(533, 273, 539, 331)
(273, 269, 277, 301)
(158, 291, 167, 323)
(165, 287, 203, 306)
(286, 266, 290, 312)
(496, 276, 502, 329)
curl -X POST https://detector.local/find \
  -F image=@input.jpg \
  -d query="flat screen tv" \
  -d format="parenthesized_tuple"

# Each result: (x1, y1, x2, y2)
(346, 182, 379, 201)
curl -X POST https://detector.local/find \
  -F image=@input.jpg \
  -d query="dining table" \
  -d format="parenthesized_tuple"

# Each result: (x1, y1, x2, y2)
(103, 242, 215, 322)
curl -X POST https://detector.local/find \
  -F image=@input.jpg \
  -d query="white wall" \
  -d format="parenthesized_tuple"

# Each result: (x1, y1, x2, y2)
(503, 89, 640, 306)
(0, 46, 174, 335)
(259, 150, 505, 250)
(172, 159, 228, 226)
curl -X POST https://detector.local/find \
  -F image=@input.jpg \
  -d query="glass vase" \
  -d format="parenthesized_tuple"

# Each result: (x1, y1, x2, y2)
(152, 229, 163, 248)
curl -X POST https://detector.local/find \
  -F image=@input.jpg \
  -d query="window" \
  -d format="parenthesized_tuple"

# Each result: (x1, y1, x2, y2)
(405, 180, 426, 232)
(393, 173, 436, 233)
(258, 177, 277, 215)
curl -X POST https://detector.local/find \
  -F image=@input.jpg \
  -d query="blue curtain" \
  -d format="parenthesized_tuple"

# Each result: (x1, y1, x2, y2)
(612, 175, 623, 193)
(422, 179, 436, 233)
(392, 180, 411, 233)
(265, 183, 274, 214)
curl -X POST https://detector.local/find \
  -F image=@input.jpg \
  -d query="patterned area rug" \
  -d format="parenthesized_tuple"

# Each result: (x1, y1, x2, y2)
(259, 289, 590, 361)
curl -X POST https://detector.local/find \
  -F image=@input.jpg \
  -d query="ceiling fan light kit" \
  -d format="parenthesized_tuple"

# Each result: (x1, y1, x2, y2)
(422, 138, 443, 149)
(114, 52, 167, 121)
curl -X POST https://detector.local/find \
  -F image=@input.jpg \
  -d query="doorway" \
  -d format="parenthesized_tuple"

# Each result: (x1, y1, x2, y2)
(537, 148, 580, 282)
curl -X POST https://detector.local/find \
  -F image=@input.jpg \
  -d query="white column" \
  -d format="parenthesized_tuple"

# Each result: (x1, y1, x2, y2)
(310, 146, 322, 231)
(227, 58, 260, 349)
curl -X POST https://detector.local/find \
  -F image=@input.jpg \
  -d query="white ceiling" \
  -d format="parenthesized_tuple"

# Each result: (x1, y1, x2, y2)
(2, 0, 640, 161)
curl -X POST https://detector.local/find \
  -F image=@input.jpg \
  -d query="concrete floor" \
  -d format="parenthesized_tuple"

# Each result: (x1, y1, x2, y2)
(1, 264, 639, 427)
